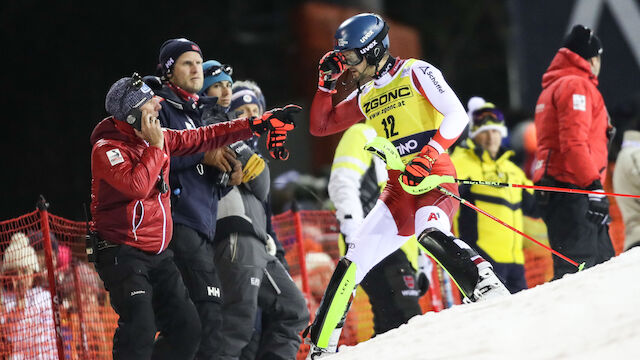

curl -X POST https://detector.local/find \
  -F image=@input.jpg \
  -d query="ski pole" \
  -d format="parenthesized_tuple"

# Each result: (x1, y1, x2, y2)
(364, 136, 586, 269)
(437, 186, 585, 270)
(455, 178, 640, 199)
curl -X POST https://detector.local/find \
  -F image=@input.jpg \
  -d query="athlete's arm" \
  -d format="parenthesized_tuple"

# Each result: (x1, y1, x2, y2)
(309, 88, 365, 136)
(410, 61, 469, 154)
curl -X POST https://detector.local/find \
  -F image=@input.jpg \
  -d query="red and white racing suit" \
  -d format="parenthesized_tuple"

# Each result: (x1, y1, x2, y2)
(310, 57, 473, 282)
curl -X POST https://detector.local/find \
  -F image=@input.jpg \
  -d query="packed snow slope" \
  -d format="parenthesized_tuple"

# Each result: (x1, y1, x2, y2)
(332, 248, 640, 360)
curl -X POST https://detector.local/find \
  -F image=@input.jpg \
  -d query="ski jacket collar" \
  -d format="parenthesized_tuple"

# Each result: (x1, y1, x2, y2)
(541, 48, 598, 89)
(90, 117, 141, 146)
(167, 82, 200, 103)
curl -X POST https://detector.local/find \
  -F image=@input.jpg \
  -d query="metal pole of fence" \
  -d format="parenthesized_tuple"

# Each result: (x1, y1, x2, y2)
(37, 195, 65, 360)
(291, 202, 311, 302)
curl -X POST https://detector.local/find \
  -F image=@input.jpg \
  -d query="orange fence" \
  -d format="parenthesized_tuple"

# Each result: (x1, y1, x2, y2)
(0, 204, 573, 359)
(0, 201, 116, 360)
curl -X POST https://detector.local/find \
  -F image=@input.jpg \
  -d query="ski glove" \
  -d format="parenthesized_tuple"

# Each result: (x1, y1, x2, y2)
(400, 145, 439, 187)
(586, 181, 611, 226)
(318, 51, 346, 92)
(265, 234, 277, 256)
(248, 104, 300, 135)
(267, 130, 291, 160)
(242, 153, 266, 183)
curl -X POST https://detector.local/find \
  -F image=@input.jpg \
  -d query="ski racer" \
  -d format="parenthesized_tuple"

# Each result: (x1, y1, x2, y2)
(305, 13, 510, 358)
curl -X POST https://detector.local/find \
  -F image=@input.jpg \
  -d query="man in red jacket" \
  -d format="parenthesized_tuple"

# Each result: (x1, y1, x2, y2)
(533, 25, 615, 280)
(90, 73, 299, 359)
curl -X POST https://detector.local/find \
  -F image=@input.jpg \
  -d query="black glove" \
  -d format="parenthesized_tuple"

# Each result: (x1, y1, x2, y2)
(318, 51, 346, 92)
(586, 180, 611, 226)
(417, 272, 430, 297)
(248, 104, 301, 135)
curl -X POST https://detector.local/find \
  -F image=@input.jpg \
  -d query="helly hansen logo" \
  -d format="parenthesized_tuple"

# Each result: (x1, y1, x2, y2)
(363, 86, 412, 113)
(207, 286, 221, 298)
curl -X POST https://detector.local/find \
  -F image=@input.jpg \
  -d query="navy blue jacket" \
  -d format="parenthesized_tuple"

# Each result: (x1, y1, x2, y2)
(157, 85, 228, 240)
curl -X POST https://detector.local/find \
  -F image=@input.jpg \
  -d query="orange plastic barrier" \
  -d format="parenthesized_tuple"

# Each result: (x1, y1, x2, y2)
(0, 204, 564, 359)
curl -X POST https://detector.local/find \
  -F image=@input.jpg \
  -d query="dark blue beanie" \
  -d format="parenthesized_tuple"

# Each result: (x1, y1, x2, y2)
(229, 87, 260, 114)
(158, 38, 202, 75)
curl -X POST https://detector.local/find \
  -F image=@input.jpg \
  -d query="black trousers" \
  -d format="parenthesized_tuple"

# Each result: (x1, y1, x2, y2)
(96, 245, 201, 360)
(360, 249, 422, 335)
(214, 233, 309, 360)
(537, 191, 615, 280)
(170, 224, 224, 360)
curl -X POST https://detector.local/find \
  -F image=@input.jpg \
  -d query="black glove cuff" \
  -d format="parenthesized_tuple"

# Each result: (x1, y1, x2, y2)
(586, 179, 603, 191)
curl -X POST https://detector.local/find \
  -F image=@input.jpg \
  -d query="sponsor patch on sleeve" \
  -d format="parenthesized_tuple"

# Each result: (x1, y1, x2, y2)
(573, 94, 586, 111)
(106, 149, 124, 166)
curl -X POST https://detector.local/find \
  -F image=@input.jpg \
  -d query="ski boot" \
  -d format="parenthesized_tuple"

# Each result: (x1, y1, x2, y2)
(417, 227, 510, 302)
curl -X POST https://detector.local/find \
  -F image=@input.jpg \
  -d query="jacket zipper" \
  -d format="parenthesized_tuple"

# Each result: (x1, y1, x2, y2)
(157, 192, 167, 254)
(132, 201, 144, 241)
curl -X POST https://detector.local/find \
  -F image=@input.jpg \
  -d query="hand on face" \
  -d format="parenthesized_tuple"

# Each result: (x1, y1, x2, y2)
(135, 97, 164, 149)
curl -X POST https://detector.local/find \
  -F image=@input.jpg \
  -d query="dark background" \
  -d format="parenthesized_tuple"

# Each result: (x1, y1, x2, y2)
(1, 0, 638, 220)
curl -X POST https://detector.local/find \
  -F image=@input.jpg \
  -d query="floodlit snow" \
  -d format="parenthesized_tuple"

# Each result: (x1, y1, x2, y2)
(331, 248, 640, 360)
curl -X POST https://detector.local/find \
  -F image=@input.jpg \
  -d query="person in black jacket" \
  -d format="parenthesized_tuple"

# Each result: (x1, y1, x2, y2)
(213, 81, 309, 360)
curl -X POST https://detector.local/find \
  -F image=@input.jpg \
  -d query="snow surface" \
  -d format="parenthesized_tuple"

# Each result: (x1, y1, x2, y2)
(331, 248, 640, 360)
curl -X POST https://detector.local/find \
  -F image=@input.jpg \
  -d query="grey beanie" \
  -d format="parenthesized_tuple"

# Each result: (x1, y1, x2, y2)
(105, 74, 155, 123)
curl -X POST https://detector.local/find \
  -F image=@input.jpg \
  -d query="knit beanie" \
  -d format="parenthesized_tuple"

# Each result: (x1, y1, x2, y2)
(200, 60, 233, 95)
(158, 38, 203, 76)
(467, 97, 508, 138)
(229, 87, 261, 114)
(563, 25, 603, 60)
(2, 232, 39, 274)
(232, 80, 266, 113)
(105, 74, 154, 123)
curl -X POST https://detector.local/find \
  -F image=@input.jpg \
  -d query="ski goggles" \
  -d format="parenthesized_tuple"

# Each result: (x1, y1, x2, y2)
(205, 64, 233, 77)
(471, 108, 505, 127)
(339, 49, 364, 66)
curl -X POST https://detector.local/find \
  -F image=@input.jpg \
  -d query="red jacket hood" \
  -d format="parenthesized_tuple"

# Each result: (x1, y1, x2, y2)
(541, 48, 598, 89)
(90, 117, 137, 146)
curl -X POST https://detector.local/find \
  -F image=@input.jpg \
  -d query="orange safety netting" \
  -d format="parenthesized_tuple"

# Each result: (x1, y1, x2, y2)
(0, 206, 578, 359)
(0, 209, 116, 360)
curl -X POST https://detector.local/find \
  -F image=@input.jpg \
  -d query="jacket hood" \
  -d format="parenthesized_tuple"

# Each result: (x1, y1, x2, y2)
(541, 48, 598, 89)
(90, 117, 136, 146)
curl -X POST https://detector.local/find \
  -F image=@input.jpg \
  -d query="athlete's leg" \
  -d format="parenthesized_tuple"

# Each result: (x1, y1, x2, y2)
(414, 191, 509, 301)
(306, 200, 410, 356)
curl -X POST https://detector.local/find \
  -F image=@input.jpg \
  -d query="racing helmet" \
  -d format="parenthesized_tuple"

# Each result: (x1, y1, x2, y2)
(334, 13, 389, 67)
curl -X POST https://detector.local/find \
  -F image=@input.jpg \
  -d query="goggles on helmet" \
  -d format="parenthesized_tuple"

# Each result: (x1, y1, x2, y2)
(338, 49, 364, 66)
(206, 64, 233, 78)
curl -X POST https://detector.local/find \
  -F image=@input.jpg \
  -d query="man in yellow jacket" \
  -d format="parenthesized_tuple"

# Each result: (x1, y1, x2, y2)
(451, 99, 538, 293)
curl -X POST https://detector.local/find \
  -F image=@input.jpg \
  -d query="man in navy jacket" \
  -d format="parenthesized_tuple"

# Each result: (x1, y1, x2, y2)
(154, 38, 242, 359)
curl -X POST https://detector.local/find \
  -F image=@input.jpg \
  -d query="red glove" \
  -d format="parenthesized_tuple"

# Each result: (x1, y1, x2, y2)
(267, 130, 290, 160)
(318, 51, 346, 92)
(400, 145, 439, 186)
(249, 105, 301, 135)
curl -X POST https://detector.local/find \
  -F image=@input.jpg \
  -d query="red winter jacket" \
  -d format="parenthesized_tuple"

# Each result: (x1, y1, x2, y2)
(532, 48, 609, 188)
(90, 117, 252, 254)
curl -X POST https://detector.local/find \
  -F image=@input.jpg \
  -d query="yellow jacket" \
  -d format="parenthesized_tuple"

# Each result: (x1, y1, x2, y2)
(451, 139, 536, 264)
